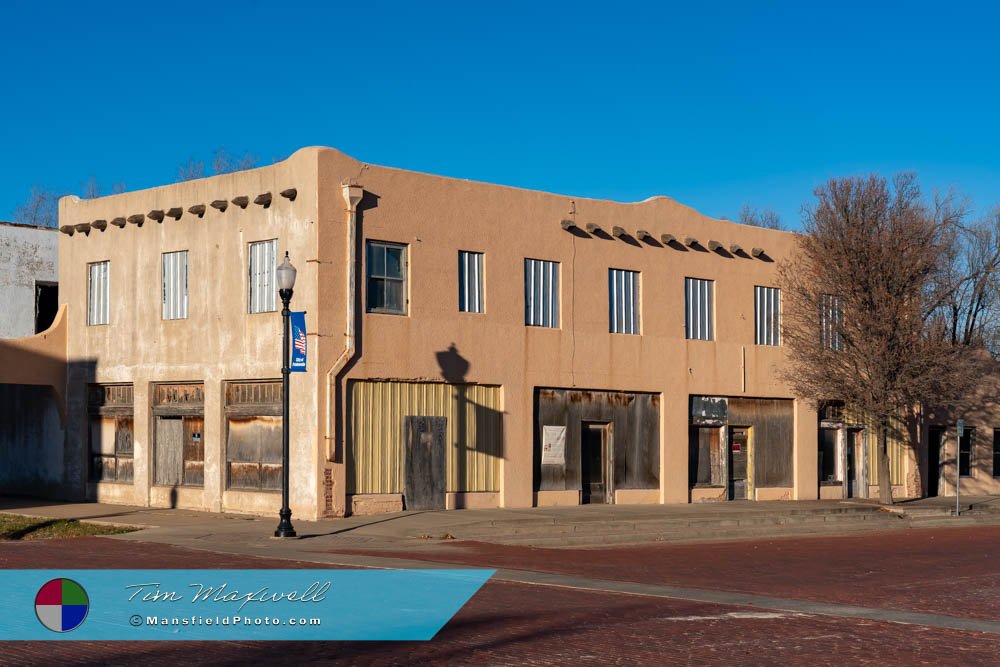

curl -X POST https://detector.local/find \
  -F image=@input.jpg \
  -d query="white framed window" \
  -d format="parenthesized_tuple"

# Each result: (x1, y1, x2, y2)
(365, 241, 407, 315)
(609, 268, 640, 334)
(819, 293, 844, 351)
(525, 258, 559, 328)
(367, 241, 408, 315)
(162, 250, 189, 320)
(458, 250, 484, 313)
(685, 277, 714, 340)
(87, 260, 110, 326)
(248, 239, 277, 314)
(754, 286, 780, 345)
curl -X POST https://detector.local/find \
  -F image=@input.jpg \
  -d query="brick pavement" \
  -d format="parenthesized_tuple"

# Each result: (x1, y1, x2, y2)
(2, 536, 1000, 665)
(329, 524, 1000, 621)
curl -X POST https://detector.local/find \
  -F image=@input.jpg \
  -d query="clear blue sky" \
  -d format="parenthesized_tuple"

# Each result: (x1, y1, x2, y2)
(3, 1, 999, 229)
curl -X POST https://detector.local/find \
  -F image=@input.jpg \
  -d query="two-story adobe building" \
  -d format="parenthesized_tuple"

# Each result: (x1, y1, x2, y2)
(3, 147, 950, 519)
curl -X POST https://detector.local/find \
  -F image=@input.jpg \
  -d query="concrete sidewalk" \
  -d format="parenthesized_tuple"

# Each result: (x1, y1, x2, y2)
(3, 495, 1000, 562)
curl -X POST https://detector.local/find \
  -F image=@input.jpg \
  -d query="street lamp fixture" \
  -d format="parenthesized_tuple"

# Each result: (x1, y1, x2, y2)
(274, 251, 297, 538)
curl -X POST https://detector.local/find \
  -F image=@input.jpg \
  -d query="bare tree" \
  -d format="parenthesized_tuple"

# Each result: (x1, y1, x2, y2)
(779, 173, 981, 504)
(13, 185, 60, 228)
(177, 148, 257, 181)
(177, 158, 205, 182)
(80, 177, 125, 199)
(934, 206, 1000, 354)
(738, 203, 785, 231)
(211, 148, 257, 175)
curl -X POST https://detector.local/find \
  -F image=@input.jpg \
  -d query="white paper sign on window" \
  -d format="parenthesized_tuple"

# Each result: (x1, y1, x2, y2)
(541, 425, 566, 465)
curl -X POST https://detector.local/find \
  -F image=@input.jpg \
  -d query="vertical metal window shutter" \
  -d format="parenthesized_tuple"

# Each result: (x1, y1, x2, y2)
(89, 262, 109, 325)
(459, 252, 468, 311)
(473, 252, 483, 312)
(249, 241, 276, 313)
(686, 278, 712, 340)
(163, 252, 189, 320)
(525, 259, 558, 327)
(458, 251, 484, 313)
(756, 286, 780, 345)
(609, 269, 639, 334)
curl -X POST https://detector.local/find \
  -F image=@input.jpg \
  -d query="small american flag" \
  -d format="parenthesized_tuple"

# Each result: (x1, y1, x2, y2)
(294, 330, 307, 354)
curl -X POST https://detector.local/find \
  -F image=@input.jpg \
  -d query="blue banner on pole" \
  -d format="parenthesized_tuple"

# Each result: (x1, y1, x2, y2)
(1, 569, 493, 640)
(290, 311, 307, 372)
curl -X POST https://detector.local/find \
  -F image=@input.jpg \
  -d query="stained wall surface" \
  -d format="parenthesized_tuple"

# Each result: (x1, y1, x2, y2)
(58, 150, 322, 517)
(0, 222, 58, 338)
(315, 147, 821, 514)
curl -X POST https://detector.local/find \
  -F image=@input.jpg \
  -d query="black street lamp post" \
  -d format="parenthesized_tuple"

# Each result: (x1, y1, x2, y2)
(274, 251, 297, 538)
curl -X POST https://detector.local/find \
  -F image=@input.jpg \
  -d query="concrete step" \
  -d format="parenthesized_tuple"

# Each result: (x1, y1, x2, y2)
(452, 509, 893, 539)
(473, 505, 879, 530)
(485, 515, 910, 547)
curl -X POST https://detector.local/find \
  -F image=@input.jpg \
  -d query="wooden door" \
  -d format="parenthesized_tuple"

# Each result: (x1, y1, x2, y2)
(404, 416, 447, 510)
(729, 427, 749, 500)
(154, 416, 183, 487)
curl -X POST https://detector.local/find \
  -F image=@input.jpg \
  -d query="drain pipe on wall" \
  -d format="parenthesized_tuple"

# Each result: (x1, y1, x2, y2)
(325, 181, 364, 463)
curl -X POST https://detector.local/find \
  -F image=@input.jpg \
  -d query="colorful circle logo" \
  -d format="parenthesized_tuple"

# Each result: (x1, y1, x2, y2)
(35, 578, 89, 633)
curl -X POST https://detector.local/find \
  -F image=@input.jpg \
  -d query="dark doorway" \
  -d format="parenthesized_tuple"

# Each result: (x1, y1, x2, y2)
(404, 416, 446, 510)
(34, 282, 58, 333)
(729, 426, 749, 500)
(581, 422, 612, 504)
(845, 430, 857, 498)
(928, 426, 945, 497)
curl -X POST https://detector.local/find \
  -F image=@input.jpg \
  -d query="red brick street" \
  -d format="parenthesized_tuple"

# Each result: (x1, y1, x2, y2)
(2, 525, 1000, 666)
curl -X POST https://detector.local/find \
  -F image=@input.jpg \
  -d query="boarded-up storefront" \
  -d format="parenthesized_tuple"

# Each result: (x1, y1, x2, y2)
(534, 388, 660, 504)
(88, 384, 134, 484)
(346, 380, 502, 507)
(689, 396, 793, 501)
(152, 383, 204, 487)
(225, 380, 282, 491)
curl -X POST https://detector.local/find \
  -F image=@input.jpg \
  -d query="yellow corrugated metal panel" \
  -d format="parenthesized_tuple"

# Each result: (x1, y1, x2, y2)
(347, 380, 502, 494)
(864, 416, 906, 486)
(838, 408, 906, 486)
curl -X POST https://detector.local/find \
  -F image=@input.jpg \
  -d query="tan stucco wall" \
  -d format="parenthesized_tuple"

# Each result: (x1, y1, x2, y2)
(925, 367, 1000, 497)
(316, 148, 815, 515)
(56, 145, 836, 518)
(0, 304, 67, 403)
(59, 150, 323, 518)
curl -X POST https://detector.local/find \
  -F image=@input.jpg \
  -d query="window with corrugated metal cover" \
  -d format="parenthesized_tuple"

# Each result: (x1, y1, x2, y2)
(248, 239, 277, 314)
(367, 241, 408, 315)
(754, 285, 780, 345)
(458, 250, 484, 313)
(685, 277, 714, 340)
(87, 261, 110, 326)
(162, 250, 189, 320)
(609, 268, 640, 334)
(819, 293, 844, 351)
(524, 258, 559, 328)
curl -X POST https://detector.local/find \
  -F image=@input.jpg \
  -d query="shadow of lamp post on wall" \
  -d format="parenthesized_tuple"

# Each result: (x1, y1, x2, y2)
(274, 252, 298, 538)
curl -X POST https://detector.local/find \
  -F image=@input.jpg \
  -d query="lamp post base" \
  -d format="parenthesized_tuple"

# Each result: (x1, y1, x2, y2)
(274, 508, 297, 538)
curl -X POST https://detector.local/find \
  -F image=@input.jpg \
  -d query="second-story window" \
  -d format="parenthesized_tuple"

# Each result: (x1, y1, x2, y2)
(458, 250, 484, 313)
(87, 260, 110, 326)
(685, 277, 714, 340)
(524, 258, 559, 328)
(754, 286, 780, 345)
(367, 241, 407, 315)
(248, 239, 277, 314)
(162, 250, 189, 320)
(819, 293, 844, 351)
(609, 268, 640, 334)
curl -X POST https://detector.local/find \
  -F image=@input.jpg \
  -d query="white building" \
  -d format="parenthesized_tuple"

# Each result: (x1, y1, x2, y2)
(0, 221, 58, 338)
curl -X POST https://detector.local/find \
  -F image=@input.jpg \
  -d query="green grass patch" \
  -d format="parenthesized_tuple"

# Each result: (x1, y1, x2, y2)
(0, 513, 135, 541)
